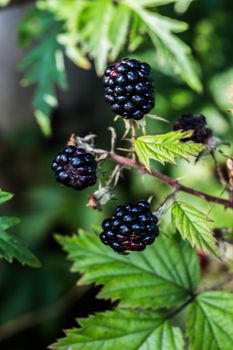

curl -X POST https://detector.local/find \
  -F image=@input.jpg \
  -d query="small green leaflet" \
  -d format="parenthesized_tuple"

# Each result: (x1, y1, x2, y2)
(0, 190, 41, 267)
(56, 229, 200, 309)
(187, 292, 233, 350)
(51, 308, 184, 350)
(19, 12, 67, 136)
(123, 0, 202, 92)
(172, 201, 219, 257)
(134, 130, 204, 170)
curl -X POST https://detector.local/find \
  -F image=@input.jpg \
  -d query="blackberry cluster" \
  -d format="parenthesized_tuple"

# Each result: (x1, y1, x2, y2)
(173, 113, 212, 144)
(51, 145, 97, 191)
(103, 58, 155, 120)
(100, 200, 159, 253)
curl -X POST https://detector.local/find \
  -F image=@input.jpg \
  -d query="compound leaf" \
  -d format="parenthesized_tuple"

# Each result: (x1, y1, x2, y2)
(19, 11, 67, 136)
(124, 0, 202, 91)
(51, 308, 184, 350)
(56, 229, 200, 309)
(134, 131, 204, 170)
(187, 291, 233, 350)
(172, 201, 219, 257)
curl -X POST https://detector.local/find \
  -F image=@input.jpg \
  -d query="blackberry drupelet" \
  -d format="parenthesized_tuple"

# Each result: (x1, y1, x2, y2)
(173, 113, 212, 144)
(51, 145, 97, 190)
(100, 200, 159, 253)
(103, 58, 155, 120)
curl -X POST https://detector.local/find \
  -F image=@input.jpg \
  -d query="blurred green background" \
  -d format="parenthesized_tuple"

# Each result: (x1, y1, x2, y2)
(0, 0, 233, 349)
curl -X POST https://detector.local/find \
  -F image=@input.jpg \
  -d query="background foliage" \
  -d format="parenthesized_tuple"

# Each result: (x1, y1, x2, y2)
(0, 0, 233, 349)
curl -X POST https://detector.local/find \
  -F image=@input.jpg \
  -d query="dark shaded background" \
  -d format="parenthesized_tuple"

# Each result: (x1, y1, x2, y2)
(0, 1, 233, 349)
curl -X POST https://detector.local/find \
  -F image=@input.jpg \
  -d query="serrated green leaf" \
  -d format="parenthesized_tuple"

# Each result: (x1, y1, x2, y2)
(0, 216, 20, 231)
(56, 230, 200, 309)
(0, 230, 41, 267)
(0, 191, 13, 204)
(134, 131, 204, 170)
(51, 308, 184, 350)
(124, 0, 202, 91)
(172, 201, 219, 257)
(187, 291, 233, 350)
(19, 16, 67, 136)
(109, 4, 131, 60)
(80, 0, 114, 74)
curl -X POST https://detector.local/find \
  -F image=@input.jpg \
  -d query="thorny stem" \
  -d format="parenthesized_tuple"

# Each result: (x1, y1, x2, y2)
(107, 152, 233, 209)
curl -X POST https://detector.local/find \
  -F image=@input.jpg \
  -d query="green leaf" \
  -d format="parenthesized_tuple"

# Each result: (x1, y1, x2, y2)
(172, 201, 219, 256)
(0, 230, 41, 267)
(0, 216, 20, 231)
(109, 4, 131, 60)
(80, 0, 115, 74)
(56, 229, 200, 309)
(124, 0, 202, 91)
(187, 291, 233, 350)
(51, 308, 184, 350)
(19, 16, 67, 136)
(134, 131, 204, 170)
(0, 191, 13, 204)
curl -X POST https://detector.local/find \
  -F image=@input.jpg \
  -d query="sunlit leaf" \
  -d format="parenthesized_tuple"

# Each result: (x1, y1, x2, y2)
(56, 229, 200, 309)
(172, 201, 219, 256)
(134, 130, 204, 170)
(187, 292, 233, 350)
(51, 308, 184, 350)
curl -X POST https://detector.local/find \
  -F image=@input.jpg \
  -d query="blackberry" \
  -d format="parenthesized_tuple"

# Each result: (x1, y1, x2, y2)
(103, 58, 155, 120)
(100, 200, 159, 253)
(51, 145, 97, 190)
(173, 113, 212, 144)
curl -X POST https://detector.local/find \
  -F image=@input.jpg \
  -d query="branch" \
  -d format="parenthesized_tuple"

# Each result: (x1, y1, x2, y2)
(107, 152, 233, 208)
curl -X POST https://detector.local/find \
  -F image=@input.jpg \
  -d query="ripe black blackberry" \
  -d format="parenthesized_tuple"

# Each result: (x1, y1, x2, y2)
(103, 58, 155, 120)
(51, 144, 97, 191)
(173, 113, 212, 144)
(100, 200, 159, 253)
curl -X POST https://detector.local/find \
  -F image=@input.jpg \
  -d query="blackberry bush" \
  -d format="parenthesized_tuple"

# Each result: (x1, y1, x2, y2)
(51, 145, 97, 191)
(100, 200, 159, 253)
(103, 58, 155, 120)
(173, 113, 212, 144)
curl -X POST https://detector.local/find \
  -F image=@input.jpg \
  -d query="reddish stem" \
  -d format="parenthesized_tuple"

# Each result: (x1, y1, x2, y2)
(107, 152, 233, 208)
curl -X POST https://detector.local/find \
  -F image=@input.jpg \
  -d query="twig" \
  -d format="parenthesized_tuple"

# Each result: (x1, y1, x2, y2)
(107, 152, 233, 208)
